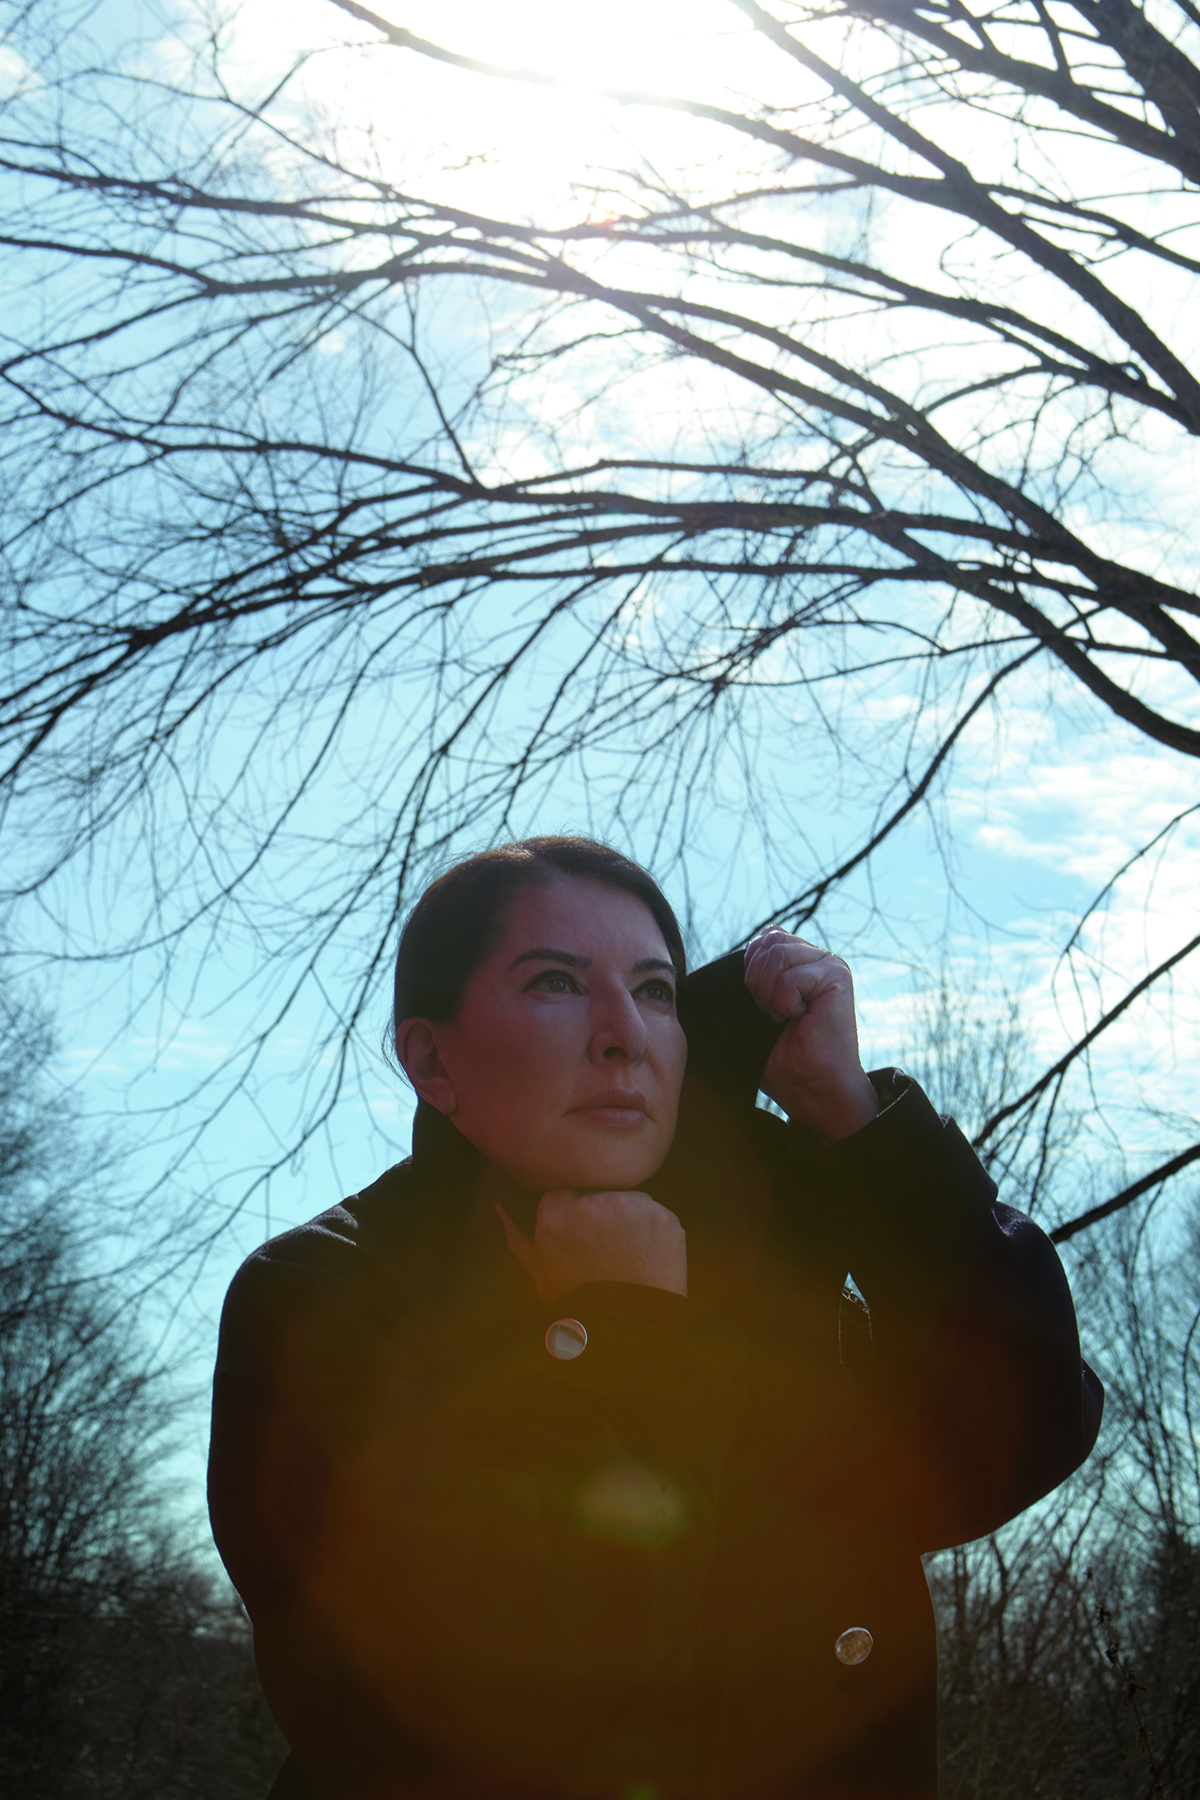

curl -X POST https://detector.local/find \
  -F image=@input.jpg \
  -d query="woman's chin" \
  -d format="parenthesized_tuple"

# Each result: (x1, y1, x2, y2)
(477, 1117, 674, 1195)
(536, 1149, 667, 1195)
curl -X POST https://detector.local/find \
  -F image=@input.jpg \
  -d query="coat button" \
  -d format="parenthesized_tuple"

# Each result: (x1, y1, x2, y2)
(545, 1318, 588, 1360)
(834, 1627, 873, 1665)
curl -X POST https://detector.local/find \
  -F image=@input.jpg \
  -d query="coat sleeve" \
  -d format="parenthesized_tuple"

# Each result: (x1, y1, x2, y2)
(207, 1217, 749, 1780)
(777, 1071, 1104, 1552)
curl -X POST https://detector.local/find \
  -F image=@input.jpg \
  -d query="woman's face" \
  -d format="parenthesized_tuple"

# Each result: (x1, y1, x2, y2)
(414, 876, 688, 1193)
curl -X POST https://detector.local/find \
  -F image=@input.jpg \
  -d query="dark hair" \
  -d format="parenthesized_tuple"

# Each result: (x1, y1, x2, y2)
(390, 836, 687, 1047)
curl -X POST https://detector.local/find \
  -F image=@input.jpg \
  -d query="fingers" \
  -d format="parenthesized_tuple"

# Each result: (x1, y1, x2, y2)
(535, 1188, 679, 1252)
(745, 926, 826, 964)
(744, 928, 832, 983)
(744, 928, 851, 1022)
(499, 1189, 686, 1301)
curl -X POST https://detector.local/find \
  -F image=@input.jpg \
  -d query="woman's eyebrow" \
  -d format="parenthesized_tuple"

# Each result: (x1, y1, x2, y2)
(509, 947, 589, 970)
(508, 949, 675, 975)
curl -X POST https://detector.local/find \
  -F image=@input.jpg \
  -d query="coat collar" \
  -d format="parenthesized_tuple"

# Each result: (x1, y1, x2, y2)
(402, 1078, 776, 1324)
(409, 1099, 543, 1238)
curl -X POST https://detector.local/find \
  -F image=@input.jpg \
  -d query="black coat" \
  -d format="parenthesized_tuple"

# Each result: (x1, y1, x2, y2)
(208, 954, 1103, 1800)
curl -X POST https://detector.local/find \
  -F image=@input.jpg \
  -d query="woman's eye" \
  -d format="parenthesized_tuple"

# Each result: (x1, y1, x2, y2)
(531, 971, 577, 994)
(638, 980, 675, 1006)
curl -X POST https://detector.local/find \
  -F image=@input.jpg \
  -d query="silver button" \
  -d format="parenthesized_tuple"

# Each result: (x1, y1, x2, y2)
(835, 1627, 873, 1665)
(545, 1318, 588, 1360)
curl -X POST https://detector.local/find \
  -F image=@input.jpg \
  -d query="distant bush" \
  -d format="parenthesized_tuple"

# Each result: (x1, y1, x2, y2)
(931, 1208, 1200, 1799)
(0, 977, 283, 1795)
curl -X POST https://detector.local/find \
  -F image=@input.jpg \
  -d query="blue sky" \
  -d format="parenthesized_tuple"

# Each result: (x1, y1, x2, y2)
(6, 0, 1200, 1559)
(32, 649, 1198, 1564)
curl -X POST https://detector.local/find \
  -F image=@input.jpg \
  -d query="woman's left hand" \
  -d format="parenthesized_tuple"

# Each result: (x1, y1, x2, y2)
(743, 928, 879, 1141)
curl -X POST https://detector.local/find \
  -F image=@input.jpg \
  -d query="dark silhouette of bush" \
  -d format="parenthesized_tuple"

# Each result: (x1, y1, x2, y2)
(0, 979, 285, 1795)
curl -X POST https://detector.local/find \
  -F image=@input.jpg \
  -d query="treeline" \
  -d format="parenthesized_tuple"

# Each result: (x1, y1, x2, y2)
(0, 984, 284, 1797)
(2, 973, 1196, 1797)
(912, 986, 1200, 1797)
(930, 1215, 1200, 1798)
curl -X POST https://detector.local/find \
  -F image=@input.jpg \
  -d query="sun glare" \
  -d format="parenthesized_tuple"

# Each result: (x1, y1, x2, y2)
(405, 0, 742, 91)
(227, 0, 769, 221)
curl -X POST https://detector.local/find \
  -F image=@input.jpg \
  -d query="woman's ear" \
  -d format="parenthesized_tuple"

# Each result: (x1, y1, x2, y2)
(396, 1019, 459, 1116)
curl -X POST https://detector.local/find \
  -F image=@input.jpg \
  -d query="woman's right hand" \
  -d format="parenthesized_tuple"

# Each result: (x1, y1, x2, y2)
(496, 1189, 687, 1304)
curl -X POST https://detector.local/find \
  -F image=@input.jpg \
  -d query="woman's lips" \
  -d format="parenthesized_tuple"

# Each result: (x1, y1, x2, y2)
(571, 1092, 649, 1127)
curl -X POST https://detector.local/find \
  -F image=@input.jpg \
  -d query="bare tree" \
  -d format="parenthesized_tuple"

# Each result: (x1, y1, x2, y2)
(1, 0, 1198, 1244)
(929, 1201, 1200, 1796)
(915, 997, 1199, 1796)
(0, 975, 285, 1795)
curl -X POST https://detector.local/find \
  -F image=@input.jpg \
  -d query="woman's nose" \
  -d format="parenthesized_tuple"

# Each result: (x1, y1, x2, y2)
(588, 988, 650, 1065)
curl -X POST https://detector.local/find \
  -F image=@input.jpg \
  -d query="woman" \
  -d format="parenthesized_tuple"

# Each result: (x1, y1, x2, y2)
(209, 836, 1102, 1800)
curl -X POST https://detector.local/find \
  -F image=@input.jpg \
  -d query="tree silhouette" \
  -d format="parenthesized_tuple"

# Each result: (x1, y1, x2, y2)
(1, 0, 1197, 1241)
(0, 974, 285, 1795)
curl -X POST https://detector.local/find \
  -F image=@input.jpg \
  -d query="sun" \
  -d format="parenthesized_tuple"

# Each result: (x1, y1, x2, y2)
(394, 0, 735, 90)
(230, 0, 764, 224)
